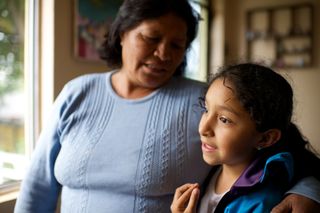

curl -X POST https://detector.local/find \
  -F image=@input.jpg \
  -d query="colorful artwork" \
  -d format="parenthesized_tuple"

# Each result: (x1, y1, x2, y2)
(74, 0, 123, 62)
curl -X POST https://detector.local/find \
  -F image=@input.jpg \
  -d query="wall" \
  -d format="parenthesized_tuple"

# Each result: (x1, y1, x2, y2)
(0, 200, 15, 213)
(53, 0, 111, 97)
(222, 0, 320, 153)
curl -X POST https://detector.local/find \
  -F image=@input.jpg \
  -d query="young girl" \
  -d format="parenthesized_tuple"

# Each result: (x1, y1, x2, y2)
(171, 63, 320, 213)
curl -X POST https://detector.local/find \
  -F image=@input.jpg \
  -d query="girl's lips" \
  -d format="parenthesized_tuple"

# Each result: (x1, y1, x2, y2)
(201, 142, 217, 152)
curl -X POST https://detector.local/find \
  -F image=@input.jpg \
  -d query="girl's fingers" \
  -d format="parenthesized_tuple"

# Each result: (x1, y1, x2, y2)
(171, 183, 199, 212)
(176, 184, 199, 204)
(173, 183, 197, 202)
(185, 188, 200, 212)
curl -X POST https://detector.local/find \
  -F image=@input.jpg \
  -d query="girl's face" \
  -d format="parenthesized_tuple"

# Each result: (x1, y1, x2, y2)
(199, 78, 262, 169)
(119, 13, 187, 89)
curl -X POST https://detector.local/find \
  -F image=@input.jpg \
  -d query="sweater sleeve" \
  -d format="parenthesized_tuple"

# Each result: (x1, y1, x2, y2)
(14, 82, 75, 213)
(286, 176, 320, 204)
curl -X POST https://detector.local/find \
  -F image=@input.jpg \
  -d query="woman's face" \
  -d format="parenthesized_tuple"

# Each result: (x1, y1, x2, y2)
(198, 79, 262, 169)
(119, 13, 187, 89)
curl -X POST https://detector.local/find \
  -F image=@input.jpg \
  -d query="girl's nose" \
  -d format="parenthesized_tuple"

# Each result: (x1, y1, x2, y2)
(198, 116, 214, 137)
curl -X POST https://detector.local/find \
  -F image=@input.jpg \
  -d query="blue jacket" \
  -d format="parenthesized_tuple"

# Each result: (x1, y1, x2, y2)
(203, 152, 294, 213)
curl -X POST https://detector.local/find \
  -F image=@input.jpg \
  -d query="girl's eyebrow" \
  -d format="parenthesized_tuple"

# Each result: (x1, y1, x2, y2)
(216, 104, 241, 117)
(205, 96, 240, 117)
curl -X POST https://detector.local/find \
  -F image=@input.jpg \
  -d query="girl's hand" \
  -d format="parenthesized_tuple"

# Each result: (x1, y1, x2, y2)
(171, 183, 200, 213)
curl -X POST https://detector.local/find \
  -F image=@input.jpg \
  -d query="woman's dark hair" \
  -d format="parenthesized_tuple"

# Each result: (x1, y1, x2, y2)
(100, 0, 200, 76)
(210, 63, 320, 180)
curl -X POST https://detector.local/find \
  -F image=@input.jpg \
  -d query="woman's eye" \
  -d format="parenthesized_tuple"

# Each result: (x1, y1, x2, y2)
(142, 35, 159, 43)
(171, 42, 185, 50)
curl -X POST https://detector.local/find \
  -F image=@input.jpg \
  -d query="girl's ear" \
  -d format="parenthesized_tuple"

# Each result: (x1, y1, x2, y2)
(256, 129, 281, 149)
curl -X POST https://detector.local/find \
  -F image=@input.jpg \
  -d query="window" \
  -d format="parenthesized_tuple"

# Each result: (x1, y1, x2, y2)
(0, 0, 38, 193)
(185, 0, 210, 82)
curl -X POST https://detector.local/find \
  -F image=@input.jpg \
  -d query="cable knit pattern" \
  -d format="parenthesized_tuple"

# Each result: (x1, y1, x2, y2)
(159, 90, 174, 190)
(136, 91, 162, 213)
(77, 76, 115, 212)
(14, 70, 211, 213)
(176, 88, 188, 181)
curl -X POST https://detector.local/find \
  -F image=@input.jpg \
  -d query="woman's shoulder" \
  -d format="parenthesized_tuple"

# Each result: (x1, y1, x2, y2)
(62, 71, 115, 95)
(53, 72, 113, 111)
(65, 72, 110, 89)
(170, 76, 208, 91)
(56, 71, 112, 102)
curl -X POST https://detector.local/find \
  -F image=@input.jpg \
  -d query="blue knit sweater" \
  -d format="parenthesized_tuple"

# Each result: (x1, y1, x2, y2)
(14, 71, 211, 213)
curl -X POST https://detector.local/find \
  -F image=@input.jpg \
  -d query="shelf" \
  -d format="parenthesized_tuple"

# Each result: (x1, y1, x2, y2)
(246, 3, 313, 69)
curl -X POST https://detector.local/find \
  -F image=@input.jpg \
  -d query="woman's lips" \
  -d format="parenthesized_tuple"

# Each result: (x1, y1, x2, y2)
(144, 64, 167, 74)
(201, 142, 217, 152)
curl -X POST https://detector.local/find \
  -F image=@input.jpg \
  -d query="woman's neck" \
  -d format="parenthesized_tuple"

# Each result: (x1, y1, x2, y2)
(111, 71, 156, 99)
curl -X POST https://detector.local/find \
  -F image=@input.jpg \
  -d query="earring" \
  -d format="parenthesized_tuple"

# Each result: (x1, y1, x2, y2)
(256, 146, 262, 151)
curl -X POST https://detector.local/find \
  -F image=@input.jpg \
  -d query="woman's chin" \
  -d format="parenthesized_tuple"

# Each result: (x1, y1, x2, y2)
(140, 74, 169, 89)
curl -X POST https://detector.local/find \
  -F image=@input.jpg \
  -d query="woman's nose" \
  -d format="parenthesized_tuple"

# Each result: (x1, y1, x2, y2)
(154, 42, 171, 61)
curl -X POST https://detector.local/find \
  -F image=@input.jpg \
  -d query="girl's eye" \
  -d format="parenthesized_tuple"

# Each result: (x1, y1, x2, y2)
(198, 97, 208, 113)
(219, 116, 232, 124)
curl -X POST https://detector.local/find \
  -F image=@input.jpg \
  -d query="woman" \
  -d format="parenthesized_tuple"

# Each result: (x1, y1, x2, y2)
(15, 0, 209, 212)
(14, 0, 320, 212)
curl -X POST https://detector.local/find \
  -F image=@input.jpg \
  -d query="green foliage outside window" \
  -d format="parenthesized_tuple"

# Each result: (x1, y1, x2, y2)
(0, 0, 24, 100)
(0, 0, 25, 185)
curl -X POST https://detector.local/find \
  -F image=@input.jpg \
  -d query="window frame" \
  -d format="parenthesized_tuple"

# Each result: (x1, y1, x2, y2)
(0, 0, 39, 202)
(184, 0, 210, 82)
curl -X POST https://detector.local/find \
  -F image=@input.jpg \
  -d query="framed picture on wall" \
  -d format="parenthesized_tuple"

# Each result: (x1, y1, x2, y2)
(74, 0, 123, 62)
